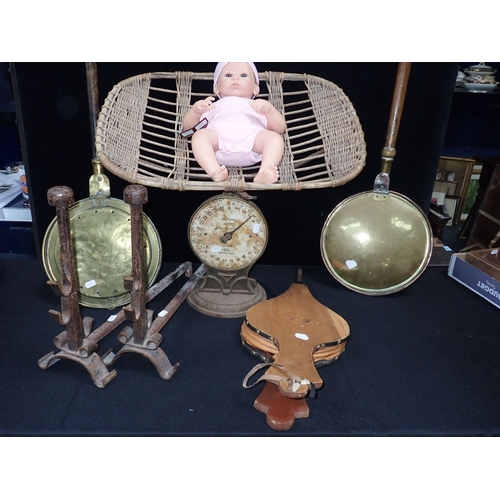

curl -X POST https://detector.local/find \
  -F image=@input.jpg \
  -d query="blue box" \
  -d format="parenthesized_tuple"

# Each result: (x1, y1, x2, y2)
(448, 253, 500, 310)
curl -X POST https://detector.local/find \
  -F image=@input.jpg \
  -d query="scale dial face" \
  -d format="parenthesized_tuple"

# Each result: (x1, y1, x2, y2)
(188, 195, 268, 272)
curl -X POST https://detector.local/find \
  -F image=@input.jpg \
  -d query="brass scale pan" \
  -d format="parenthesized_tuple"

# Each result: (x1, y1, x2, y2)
(43, 63, 162, 309)
(321, 63, 433, 296)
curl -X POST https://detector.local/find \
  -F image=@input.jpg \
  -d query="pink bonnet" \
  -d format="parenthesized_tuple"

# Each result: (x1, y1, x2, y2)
(213, 62, 259, 85)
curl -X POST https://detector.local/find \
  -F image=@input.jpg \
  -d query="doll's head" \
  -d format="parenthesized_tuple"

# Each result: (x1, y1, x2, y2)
(213, 62, 260, 99)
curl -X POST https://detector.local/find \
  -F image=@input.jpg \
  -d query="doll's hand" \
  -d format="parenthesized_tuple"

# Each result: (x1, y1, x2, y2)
(249, 99, 275, 115)
(192, 96, 215, 115)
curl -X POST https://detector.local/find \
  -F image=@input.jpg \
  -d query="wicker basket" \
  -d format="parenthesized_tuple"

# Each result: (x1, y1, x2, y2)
(96, 71, 366, 192)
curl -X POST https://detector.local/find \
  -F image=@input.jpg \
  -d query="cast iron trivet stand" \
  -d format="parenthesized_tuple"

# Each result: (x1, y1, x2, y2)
(38, 185, 205, 387)
(104, 184, 205, 379)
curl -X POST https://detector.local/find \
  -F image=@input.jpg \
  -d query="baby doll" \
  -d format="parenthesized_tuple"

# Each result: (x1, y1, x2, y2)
(182, 62, 286, 184)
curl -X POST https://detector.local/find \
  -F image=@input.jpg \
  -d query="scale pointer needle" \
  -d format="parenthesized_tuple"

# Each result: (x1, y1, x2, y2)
(220, 216, 252, 244)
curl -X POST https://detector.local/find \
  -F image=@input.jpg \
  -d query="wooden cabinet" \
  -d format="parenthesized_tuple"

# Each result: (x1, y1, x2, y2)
(464, 164, 500, 250)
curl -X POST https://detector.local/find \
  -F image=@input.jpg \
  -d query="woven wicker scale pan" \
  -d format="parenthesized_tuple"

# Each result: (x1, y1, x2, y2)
(95, 71, 367, 192)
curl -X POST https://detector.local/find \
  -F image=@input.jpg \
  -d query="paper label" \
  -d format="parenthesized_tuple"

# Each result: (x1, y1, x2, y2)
(158, 310, 168, 317)
(346, 260, 358, 270)
(85, 279, 96, 288)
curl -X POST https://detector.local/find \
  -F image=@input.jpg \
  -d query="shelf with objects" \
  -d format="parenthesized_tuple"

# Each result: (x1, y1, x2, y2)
(432, 155, 483, 227)
(436, 62, 500, 252)
(443, 63, 500, 159)
(0, 63, 34, 258)
(461, 162, 500, 252)
(0, 161, 35, 258)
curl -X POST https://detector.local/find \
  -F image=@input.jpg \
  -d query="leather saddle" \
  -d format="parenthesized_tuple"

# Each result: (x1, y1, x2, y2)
(241, 273, 350, 399)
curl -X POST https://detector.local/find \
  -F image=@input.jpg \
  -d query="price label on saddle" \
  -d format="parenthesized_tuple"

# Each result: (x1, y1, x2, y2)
(295, 333, 309, 341)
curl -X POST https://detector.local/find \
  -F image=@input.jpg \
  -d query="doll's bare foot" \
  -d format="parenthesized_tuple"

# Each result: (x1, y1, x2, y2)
(254, 164, 279, 184)
(210, 166, 229, 182)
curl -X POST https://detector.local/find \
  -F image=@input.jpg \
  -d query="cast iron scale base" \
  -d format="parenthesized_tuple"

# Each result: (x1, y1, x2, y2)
(187, 266, 266, 318)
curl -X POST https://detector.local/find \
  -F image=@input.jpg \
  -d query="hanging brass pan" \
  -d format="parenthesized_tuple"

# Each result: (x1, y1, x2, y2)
(42, 63, 162, 308)
(320, 63, 433, 295)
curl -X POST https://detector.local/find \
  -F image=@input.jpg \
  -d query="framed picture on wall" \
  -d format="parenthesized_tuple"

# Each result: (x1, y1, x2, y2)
(438, 156, 482, 225)
(460, 165, 482, 222)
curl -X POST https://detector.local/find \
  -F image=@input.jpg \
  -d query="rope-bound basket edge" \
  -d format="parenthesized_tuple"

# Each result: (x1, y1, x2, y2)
(95, 71, 367, 192)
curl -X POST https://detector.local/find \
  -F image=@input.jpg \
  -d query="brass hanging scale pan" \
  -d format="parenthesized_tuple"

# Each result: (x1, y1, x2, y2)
(320, 63, 433, 295)
(42, 63, 162, 308)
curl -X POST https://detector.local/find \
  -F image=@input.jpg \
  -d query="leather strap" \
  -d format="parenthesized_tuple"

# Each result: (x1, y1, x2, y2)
(242, 362, 313, 397)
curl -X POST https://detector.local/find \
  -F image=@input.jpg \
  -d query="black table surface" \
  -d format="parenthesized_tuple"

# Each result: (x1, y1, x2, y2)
(1, 257, 499, 437)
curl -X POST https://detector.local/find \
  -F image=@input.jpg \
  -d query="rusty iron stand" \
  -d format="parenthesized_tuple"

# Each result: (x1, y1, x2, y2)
(103, 185, 205, 379)
(37, 186, 118, 388)
(38, 185, 204, 386)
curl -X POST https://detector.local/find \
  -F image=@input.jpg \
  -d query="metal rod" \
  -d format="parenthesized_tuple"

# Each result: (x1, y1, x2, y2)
(85, 62, 99, 158)
(146, 264, 206, 337)
(86, 261, 194, 345)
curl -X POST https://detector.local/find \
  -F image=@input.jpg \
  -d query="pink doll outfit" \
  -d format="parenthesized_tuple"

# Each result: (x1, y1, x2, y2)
(201, 96, 268, 167)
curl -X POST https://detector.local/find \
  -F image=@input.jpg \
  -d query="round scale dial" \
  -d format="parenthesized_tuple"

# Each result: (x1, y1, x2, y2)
(188, 195, 268, 271)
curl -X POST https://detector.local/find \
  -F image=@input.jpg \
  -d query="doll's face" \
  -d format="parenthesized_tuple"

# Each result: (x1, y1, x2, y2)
(214, 62, 259, 98)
